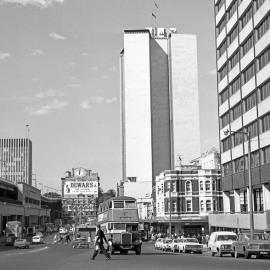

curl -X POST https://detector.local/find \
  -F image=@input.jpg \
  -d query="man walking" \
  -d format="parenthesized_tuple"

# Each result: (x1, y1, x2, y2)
(91, 224, 111, 260)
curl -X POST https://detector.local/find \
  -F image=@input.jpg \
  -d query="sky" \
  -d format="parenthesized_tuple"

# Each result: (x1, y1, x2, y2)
(0, 0, 218, 192)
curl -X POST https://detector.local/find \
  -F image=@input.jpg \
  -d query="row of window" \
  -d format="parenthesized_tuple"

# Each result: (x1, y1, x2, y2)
(222, 145, 270, 176)
(25, 196, 40, 205)
(222, 113, 270, 152)
(217, 12, 270, 59)
(219, 79, 270, 118)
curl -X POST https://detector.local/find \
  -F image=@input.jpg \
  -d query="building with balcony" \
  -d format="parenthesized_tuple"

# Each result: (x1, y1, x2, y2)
(155, 166, 222, 236)
(213, 0, 270, 232)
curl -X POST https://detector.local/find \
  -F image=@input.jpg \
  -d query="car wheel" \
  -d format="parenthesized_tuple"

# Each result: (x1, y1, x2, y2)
(198, 250, 202, 254)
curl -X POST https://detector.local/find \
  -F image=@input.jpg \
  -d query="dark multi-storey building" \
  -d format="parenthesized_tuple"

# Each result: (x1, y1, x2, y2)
(0, 138, 32, 185)
(210, 0, 270, 232)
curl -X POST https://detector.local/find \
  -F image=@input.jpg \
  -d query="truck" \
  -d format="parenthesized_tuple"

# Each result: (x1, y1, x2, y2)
(5, 221, 22, 246)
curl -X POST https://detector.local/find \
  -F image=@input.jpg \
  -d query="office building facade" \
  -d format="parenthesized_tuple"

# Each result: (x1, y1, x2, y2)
(212, 0, 270, 231)
(0, 138, 32, 186)
(120, 28, 200, 191)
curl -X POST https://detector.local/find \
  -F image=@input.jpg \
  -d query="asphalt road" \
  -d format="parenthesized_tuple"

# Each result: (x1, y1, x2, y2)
(0, 242, 269, 270)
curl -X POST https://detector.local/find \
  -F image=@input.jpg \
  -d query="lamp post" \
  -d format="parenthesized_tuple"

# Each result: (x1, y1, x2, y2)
(224, 129, 254, 239)
(169, 180, 172, 237)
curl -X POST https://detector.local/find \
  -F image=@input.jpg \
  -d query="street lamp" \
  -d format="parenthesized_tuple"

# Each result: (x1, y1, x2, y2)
(224, 129, 254, 239)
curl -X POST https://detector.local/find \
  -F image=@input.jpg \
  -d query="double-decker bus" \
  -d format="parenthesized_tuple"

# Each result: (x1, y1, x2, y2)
(97, 196, 142, 255)
(5, 221, 22, 245)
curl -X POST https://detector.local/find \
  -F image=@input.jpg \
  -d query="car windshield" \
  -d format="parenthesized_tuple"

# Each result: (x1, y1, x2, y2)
(184, 238, 198, 243)
(165, 239, 172, 243)
(243, 233, 270, 241)
(16, 239, 24, 242)
(217, 235, 237, 241)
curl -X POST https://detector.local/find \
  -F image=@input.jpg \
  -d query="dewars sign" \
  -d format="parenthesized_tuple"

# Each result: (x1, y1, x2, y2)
(64, 180, 98, 196)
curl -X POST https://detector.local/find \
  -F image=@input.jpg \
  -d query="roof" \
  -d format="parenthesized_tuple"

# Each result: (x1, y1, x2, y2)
(210, 231, 237, 235)
(106, 196, 136, 202)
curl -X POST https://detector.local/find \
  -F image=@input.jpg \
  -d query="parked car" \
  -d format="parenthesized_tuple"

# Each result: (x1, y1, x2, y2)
(14, 239, 30, 249)
(169, 239, 181, 252)
(154, 238, 163, 250)
(208, 231, 237, 257)
(178, 238, 203, 254)
(32, 235, 44, 244)
(160, 238, 173, 251)
(232, 232, 270, 259)
(72, 237, 90, 249)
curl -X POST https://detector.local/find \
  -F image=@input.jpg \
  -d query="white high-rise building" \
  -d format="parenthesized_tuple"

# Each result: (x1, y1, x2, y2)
(120, 28, 201, 192)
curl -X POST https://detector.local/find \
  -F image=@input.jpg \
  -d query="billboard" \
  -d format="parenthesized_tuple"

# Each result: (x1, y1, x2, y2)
(64, 180, 98, 196)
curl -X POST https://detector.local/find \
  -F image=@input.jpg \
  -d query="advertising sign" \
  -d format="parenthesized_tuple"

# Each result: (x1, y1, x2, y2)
(64, 180, 98, 196)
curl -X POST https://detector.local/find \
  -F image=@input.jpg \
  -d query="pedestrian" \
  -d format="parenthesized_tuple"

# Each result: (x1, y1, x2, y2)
(66, 233, 71, 243)
(91, 224, 111, 260)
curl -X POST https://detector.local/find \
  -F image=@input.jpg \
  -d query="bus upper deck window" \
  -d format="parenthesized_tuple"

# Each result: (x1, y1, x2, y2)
(125, 201, 136, 208)
(109, 201, 112, 209)
(114, 201, 124, 208)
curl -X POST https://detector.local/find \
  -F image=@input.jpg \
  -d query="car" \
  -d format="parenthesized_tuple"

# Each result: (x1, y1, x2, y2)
(169, 239, 181, 252)
(59, 227, 67, 234)
(14, 239, 30, 249)
(232, 232, 270, 259)
(160, 238, 173, 251)
(32, 235, 44, 244)
(154, 238, 163, 250)
(208, 231, 237, 257)
(178, 238, 203, 254)
(72, 237, 90, 249)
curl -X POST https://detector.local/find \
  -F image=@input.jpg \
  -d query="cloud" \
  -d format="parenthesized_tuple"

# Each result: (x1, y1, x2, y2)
(90, 66, 98, 71)
(28, 99, 68, 115)
(106, 97, 117, 104)
(80, 101, 92, 110)
(0, 52, 11, 60)
(26, 49, 44, 56)
(49, 32, 66, 41)
(90, 96, 104, 104)
(35, 89, 64, 99)
(67, 83, 80, 88)
(80, 52, 91, 57)
(1, 0, 65, 8)
(101, 74, 109, 80)
(207, 68, 217, 76)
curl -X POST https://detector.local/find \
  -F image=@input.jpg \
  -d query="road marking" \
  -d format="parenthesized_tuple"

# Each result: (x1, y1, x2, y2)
(3, 246, 49, 257)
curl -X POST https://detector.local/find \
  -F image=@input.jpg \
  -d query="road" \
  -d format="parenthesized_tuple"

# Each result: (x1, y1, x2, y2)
(0, 242, 269, 270)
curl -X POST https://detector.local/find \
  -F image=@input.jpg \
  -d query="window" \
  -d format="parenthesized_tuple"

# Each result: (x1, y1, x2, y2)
(114, 201, 124, 208)
(172, 201, 177, 212)
(216, 16, 226, 35)
(222, 136, 231, 152)
(212, 180, 216, 191)
(233, 157, 245, 172)
(227, 0, 237, 20)
(228, 25, 238, 46)
(251, 151, 260, 168)
(213, 200, 217, 211)
(172, 181, 176, 192)
(233, 131, 244, 147)
(261, 113, 270, 133)
(240, 5, 253, 30)
(245, 121, 258, 138)
(217, 41, 227, 58)
(230, 76, 241, 95)
(220, 112, 230, 128)
(222, 162, 232, 176)
(257, 47, 270, 71)
(254, 188, 264, 212)
(206, 200, 212, 211)
(200, 200, 204, 212)
(215, 0, 225, 13)
(229, 51, 239, 70)
(261, 145, 270, 164)
(241, 35, 254, 57)
(259, 80, 270, 102)
(256, 14, 270, 41)
(231, 102, 242, 121)
(218, 64, 227, 82)
(125, 201, 136, 208)
(243, 91, 257, 112)
(254, 0, 266, 11)
(219, 88, 229, 105)
(186, 181, 192, 193)
(240, 190, 248, 212)
(242, 63, 255, 84)
(199, 181, 204, 191)
(205, 181, 211, 191)
(186, 200, 192, 212)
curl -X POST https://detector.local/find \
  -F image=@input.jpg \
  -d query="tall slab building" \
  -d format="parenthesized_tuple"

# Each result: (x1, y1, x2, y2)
(120, 28, 200, 190)
(209, 0, 270, 232)
(0, 138, 32, 185)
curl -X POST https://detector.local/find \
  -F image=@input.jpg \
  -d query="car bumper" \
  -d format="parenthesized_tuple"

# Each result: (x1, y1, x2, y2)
(247, 250, 270, 256)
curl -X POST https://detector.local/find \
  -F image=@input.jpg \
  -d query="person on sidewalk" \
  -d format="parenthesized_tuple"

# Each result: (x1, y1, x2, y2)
(91, 224, 111, 260)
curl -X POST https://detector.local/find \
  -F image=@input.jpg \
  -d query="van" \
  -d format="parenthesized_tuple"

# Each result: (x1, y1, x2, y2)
(208, 231, 237, 257)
